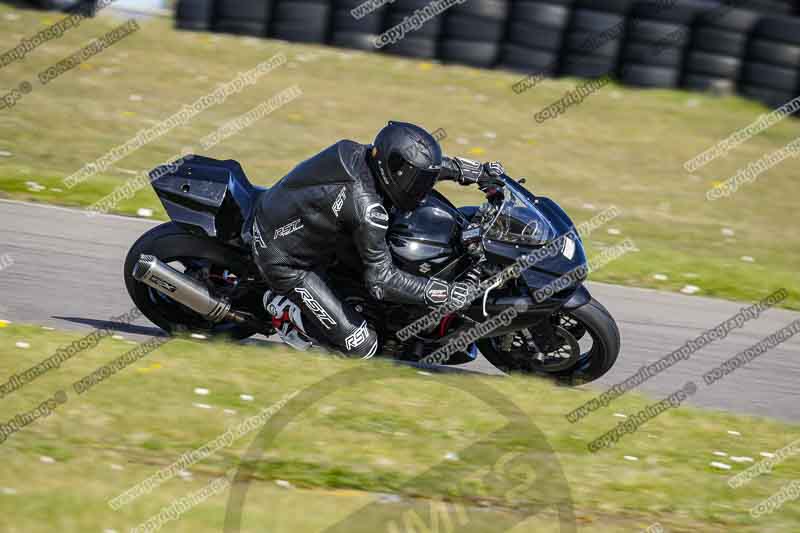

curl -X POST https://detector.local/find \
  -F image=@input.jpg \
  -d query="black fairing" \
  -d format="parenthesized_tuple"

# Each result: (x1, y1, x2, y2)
(387, 191, 468, 277)
(479, 178, 589, 310)
(149, 155, 266, 246)
(483, 179, 587, 278)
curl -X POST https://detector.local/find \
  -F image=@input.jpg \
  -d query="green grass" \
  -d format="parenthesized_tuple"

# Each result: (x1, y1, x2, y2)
(0, 5, 798, 309)
(1, 323, 800, 532)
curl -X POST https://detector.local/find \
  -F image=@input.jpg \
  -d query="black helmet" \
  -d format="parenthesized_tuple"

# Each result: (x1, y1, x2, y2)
(369, 121, 442, 211)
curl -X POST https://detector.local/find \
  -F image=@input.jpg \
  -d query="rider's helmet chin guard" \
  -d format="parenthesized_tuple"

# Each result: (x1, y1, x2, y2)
(369, 121, 443, 212)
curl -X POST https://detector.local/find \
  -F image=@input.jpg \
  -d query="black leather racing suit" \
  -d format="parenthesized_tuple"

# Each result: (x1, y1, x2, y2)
(251, 140, 463, 358)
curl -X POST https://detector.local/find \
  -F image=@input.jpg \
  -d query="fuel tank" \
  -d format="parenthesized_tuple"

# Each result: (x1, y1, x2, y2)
(387, 191, 467, 277)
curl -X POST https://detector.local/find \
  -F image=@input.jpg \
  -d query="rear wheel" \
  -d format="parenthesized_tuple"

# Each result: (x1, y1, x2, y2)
(477, 298, 620, 385)
(124, 223, 261, 340)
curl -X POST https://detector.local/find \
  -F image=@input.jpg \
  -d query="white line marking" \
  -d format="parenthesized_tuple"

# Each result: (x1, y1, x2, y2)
(0, 199, 161, 225)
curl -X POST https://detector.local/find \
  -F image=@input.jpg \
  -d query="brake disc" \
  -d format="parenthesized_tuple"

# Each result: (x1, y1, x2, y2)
(553, 313, 587, 341)
(521, 326, 581, 373)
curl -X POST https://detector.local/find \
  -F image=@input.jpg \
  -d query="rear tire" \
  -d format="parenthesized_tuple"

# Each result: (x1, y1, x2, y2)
(478, 298, 620, 385)
(124, 222, 259, 340)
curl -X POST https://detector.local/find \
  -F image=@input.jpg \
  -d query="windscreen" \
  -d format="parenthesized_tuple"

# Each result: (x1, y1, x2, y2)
(484, 184, 557, 246)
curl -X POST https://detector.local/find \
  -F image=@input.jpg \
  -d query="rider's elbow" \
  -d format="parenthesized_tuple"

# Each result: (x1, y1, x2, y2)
(365, 280, 385, 301)
(363, 268, 387, 301)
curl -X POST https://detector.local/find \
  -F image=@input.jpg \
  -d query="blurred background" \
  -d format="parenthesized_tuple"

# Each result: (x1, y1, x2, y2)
(19, 0, 800, 107)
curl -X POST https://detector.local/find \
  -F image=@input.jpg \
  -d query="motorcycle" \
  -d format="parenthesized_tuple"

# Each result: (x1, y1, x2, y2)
(124, 155, 620, 384)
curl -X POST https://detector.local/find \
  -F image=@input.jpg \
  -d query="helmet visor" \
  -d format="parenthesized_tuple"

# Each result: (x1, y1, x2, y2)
(406, 168, 439, 203)
(388, 152, 440, 206)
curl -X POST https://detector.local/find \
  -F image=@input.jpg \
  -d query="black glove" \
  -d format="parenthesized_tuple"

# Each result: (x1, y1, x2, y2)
(477, 161, 505, 191)
(424, 279, 471, 308)
(453, 157, 505, 190)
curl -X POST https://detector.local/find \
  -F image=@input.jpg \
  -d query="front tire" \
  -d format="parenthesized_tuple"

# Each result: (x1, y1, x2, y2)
(477, 298, 620, 385)
(124, 222, 259, 340)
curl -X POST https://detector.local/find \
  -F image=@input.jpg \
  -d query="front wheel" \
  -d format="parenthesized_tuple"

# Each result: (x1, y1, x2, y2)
(477, 298, 620, 385)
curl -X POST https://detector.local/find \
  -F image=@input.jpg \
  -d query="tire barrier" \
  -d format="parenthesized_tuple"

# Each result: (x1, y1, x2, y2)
(177, 0, 216, 31)
(682, 6, 758, 93)
(382, 0, 443, 58)
(161, 0, 800, 110)
(270, 0, 331, 44)
(214, 0, 271, 36)
(746, 0, 794, 15)
(330, 0, 383, 51)
(559, 0, 633, 79)
(497, 0, 573, 75)
(439, 0, 510, 68)
(619, 1, 699, 88)
(29, 0, 94, 13)
(740, 15, 800, 108)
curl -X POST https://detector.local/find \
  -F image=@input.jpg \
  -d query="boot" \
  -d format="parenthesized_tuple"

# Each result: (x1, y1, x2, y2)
(264, 291, 313, 351)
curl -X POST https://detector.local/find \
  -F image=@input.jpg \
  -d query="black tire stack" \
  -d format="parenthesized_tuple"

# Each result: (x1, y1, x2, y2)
(330, 0, 383, 51)
(497, 0, 573, 75)
(682, 7, 758, 93)
(169, 0, 800, 113)
(269, 0, 332, 43)
(559, 0, 631, 79)
(743, 0, 793, 15)
(439, 0, 510, 68)
(382, 0, 442, 59)
(176, 0, 216, 31)
(33, 0, 81, 9)
(739, 16, 800, 108)
(619, 1, 698, 88)
(214, 0, 271, 36)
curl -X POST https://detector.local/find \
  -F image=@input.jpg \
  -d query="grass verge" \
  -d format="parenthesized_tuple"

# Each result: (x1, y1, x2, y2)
(0, 323, 798, 532)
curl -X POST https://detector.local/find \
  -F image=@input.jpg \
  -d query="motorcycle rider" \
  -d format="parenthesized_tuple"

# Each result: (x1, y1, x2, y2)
(251, 121, 505, 358)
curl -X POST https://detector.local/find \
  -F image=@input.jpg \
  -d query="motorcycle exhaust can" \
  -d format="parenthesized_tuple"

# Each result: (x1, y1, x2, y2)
(133, 254, 232, 322)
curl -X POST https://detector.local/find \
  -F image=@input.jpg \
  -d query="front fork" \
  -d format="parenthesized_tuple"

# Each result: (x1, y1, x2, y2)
(474, 284, 592, 350)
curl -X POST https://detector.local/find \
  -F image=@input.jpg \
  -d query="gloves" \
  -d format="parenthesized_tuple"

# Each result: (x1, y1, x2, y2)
(449, 281, 471, 308)
(424, 279, 472, 308)
(483, 161, 505, 177)
(478, 161, 505, 191)
(452, 157, 505, 190)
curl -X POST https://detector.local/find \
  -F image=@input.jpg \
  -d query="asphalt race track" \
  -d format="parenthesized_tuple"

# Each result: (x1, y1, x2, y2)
(1, 199, 798, 422)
